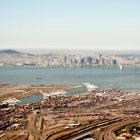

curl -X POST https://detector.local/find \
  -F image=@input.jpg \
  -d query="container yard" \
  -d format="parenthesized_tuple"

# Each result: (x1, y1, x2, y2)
(0, 84, 140, 140)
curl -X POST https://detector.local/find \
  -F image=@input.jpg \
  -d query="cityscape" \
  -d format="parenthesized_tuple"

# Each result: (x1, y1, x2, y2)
(0, 0, 140, 140)
(0, 50, 140, 140)
(0, 49, 140, 68)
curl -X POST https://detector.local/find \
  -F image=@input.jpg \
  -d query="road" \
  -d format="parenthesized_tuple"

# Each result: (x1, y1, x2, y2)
(46, 118, 123, 140)
(45, 97, 140, 140)
(97, 119, 140, 140)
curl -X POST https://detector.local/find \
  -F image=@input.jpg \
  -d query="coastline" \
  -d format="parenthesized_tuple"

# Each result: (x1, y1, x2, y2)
(0, 84, 82, 101)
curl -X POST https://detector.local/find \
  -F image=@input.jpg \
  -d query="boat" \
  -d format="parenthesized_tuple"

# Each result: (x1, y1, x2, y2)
(119, 64, 123, 70)
(83, 83, 98, 92)
(2, 98, 20, 106)
(35, 77, 42, 80)
(39, 90, 67, 100)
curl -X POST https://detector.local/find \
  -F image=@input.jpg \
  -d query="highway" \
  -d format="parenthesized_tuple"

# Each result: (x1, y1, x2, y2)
(45, 97, 140, 140)
(46, 118, 124, 140)
(96, 119, 140, 140)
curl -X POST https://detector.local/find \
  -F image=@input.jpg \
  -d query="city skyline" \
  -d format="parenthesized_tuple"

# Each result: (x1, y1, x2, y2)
(0, 0, 140, 50)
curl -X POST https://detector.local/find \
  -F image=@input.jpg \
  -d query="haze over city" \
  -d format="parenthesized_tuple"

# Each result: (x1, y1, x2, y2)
(0, 0, 140, 51)
(1, 1, 140, 140)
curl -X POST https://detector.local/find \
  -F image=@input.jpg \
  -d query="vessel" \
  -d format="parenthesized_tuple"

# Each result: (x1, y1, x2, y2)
(119, 64, 123, 70)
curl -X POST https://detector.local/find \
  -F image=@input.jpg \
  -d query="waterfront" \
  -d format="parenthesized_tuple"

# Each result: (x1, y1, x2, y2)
(1, 87, 140, 140)
(20, 87, 87, 105)
(0, 66, 140, 90)
(1, 73, 140, 140)
(1, 0, 140, 139)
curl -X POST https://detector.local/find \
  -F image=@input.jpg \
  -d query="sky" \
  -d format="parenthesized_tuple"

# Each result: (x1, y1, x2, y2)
(0, 0, 140, 51)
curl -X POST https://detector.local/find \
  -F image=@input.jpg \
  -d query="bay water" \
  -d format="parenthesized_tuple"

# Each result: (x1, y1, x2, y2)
(0, 66, 139, 104)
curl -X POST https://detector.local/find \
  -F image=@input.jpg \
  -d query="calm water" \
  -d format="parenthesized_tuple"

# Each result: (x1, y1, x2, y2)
(0, 66, 139, 104)
(0, 66, 140, 90)
(20, 87, 87, 105)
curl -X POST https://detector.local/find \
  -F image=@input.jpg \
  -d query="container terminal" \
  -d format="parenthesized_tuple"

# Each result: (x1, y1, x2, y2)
(0, 83, 140, 140)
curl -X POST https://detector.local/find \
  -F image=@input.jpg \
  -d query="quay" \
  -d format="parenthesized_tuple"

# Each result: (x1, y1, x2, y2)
(0, 84, 140, 140)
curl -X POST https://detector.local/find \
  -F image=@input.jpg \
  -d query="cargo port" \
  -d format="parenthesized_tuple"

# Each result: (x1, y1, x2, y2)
(0, 83, 140, 140)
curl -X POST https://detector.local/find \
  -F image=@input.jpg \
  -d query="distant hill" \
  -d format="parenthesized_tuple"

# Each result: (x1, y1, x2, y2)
(0, 49, 34, 56)
(0, 49, 22, 54)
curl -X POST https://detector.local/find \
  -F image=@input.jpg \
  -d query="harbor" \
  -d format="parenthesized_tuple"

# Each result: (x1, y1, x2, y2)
(20, 87, 87, 105)
(0, 83, 140, 140)
(0, 66, 140, 90)
(1, 0, 140, 139)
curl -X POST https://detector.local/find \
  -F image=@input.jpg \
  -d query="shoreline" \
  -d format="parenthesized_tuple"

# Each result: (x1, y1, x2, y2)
(0, 84, 140, 102)
(0, 84, 82, 101)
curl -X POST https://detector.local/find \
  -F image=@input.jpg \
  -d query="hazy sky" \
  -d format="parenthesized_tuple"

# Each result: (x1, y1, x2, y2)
(0, 0, 140, 51)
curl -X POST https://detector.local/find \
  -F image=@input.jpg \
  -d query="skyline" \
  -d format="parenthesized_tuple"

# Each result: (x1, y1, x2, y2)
(0, 0, 140, 50)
